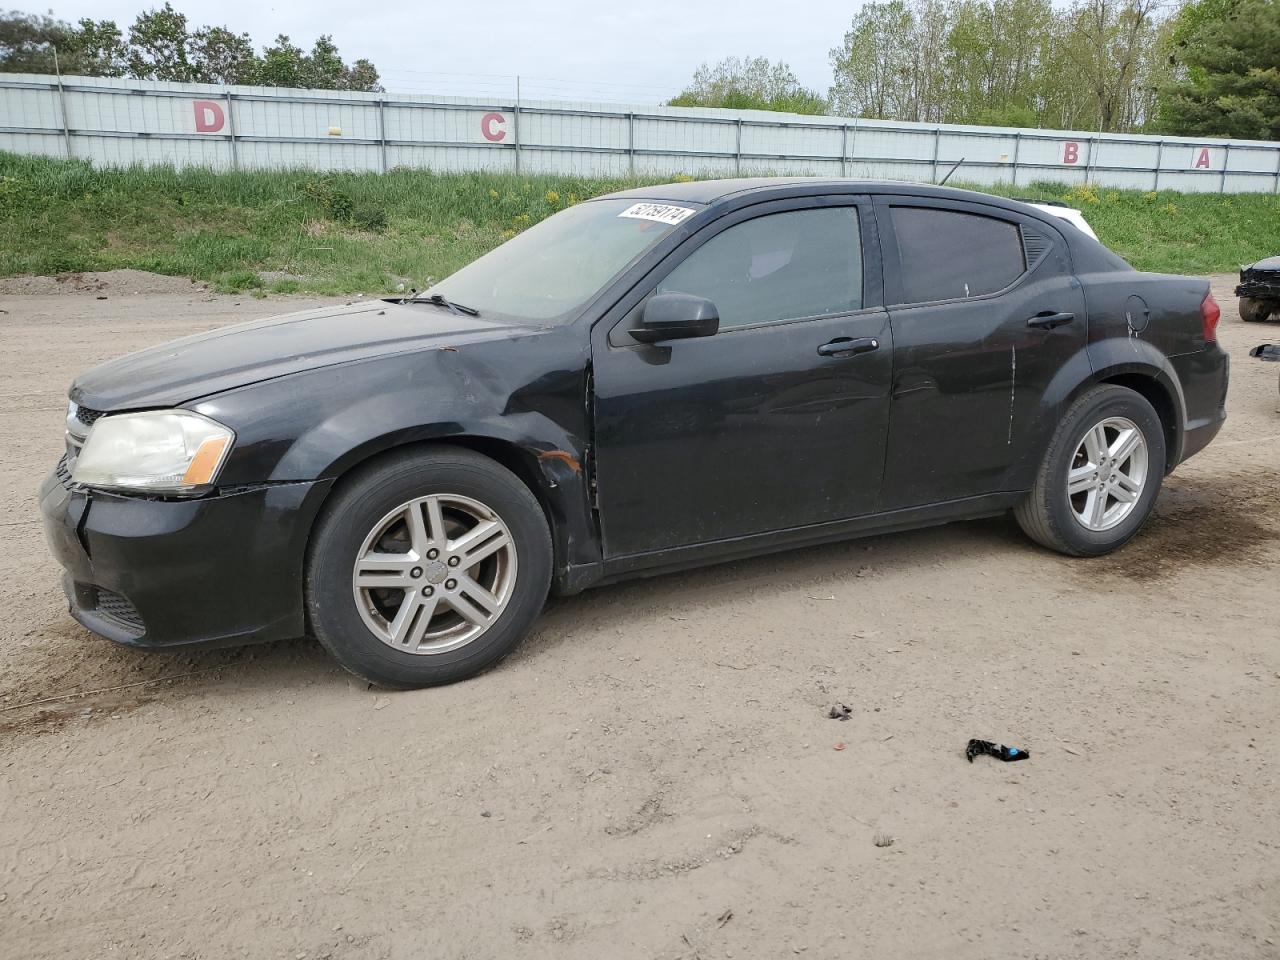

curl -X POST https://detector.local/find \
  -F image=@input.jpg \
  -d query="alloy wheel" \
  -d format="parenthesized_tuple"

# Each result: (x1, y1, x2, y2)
(1066, 416, 1149, 532)
(351, 493, 518, 654)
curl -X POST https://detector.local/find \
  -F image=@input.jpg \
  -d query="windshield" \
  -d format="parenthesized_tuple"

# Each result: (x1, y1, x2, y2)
(425, 198, 697, 324)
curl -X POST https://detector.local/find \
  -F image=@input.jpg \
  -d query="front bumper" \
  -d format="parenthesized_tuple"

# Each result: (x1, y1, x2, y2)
(1235, 280, 1280, 300)
(39, 464, 331, 650)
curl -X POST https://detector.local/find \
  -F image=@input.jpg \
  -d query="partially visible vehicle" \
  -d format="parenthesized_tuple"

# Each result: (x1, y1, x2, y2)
(1236, 256, 1280, 322)
(1022, 200, 1099, 241)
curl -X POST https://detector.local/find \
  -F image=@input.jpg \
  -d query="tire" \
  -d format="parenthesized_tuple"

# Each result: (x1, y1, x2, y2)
(305, 446, 552, 689)
(1239, 297, 1274, 323)
(1014, 385, 1166, 557)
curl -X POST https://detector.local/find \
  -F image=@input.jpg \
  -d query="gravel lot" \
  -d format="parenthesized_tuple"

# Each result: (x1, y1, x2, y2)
(1, 272, 1277, 960)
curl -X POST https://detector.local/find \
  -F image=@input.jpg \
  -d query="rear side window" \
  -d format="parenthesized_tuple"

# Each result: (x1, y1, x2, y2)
(657, 207, 862, 328)
(891, 207, 1025, 304)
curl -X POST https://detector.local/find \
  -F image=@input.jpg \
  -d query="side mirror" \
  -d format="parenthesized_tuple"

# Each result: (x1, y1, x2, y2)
(631, 292, 719, 344)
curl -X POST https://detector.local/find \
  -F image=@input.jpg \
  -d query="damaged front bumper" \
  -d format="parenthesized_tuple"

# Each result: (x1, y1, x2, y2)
(39, 464, 331, 650)
(1236, 258, 1280, 300)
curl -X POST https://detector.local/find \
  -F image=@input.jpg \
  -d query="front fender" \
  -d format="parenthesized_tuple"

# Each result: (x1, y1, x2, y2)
(190, 333, 599, 585)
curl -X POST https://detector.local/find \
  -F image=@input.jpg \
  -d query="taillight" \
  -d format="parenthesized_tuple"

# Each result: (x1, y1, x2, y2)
(1201, 292, 1221, 343)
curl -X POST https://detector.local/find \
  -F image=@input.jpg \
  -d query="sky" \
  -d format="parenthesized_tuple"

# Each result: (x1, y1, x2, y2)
(46, 0, 860, 103)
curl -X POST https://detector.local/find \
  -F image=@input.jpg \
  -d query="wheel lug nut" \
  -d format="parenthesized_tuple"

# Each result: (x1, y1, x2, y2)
(427, 548, 439, 559)
(445, 578, 457, 590)
(422, 585, 433, 596)
(410, 567, 423, 579)
(447, 556, 460, 567)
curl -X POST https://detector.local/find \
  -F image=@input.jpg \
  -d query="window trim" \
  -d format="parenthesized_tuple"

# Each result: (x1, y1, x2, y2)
(604, 195, 882, 347)
(875, 197, 1038, 309)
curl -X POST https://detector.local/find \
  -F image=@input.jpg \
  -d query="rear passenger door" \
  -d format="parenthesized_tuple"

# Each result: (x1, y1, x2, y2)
(876, 198, 1087, 510)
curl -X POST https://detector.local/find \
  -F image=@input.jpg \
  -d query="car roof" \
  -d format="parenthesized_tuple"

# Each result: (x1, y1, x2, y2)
(600, 177, 1044, 216)
(600, 176, 1126, 273)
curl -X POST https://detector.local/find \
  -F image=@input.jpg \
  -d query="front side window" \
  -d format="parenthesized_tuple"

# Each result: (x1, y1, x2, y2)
(891, 206, 1025, 304)
(657, 207, 863, 328)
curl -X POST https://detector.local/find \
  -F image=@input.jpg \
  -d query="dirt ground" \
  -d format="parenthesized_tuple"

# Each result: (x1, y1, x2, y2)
(1, 272, 1277, 960)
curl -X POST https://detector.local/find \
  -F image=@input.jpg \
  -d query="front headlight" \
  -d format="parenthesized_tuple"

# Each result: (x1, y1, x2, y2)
(71, 410, 234, 495)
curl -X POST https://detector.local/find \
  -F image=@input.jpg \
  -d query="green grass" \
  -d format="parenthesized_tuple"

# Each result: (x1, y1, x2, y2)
(976, 180, 1280, 275)
(0, 153, 666, 294)
(1, 152, 1277, 294)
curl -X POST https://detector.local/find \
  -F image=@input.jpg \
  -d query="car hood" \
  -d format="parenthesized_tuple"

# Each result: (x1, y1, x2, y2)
(70, 299, 527, 410)
(1243, 255, 1280, 272)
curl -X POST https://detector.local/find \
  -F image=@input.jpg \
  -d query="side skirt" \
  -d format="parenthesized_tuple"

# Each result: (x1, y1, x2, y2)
(556, 491, 1024, 594)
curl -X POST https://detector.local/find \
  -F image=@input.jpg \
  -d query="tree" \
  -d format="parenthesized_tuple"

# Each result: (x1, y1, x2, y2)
(945, 0, 1055, 124)
(255, 34, 305, 87)
(1167, 0, 1240, 83)
(189, 25, 257, 85)
(0, 10, 68, 73)
(0, 6, 380, 90)
(829, 1, 925, 120)
(828, 0, 954, 122)
(302, 35, 345, 89)
(669, 56, 827, 114)
(0, 10, 124, 75)
(344, 59, 380, 92)
(1063, 0, 1169, 132)
(254, 32, 382, 91)
(828, 0, 1172, 131)
(127, 2, 194, 81)
(1160, 0, 1280, 138)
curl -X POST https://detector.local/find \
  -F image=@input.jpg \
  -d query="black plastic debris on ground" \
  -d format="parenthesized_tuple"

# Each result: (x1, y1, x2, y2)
(966, 739, 1030, 763)
(827, 704, 853, 721)
(1250, 343, 1280, 361)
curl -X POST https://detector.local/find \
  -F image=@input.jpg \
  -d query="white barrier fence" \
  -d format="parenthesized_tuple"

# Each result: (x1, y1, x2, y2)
(3, 73, 1280, 193)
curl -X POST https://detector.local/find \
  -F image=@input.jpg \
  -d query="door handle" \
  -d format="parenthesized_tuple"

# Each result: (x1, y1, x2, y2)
(1027, 311, 1076, 330)
(818, 336, 880, 358)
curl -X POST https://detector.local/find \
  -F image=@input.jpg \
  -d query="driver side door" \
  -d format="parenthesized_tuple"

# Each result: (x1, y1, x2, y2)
(590, 197, 893, 559)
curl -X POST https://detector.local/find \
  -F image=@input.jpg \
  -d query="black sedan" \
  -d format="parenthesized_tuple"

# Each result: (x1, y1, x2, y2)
(40, 179, 1229, 688)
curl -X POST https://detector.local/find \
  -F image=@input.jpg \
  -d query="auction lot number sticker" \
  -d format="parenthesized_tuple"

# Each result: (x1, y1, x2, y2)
(618, 203, 697, 225)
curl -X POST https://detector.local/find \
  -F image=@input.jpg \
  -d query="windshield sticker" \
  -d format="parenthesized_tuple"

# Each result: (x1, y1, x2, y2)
(618, 202, 696, 225)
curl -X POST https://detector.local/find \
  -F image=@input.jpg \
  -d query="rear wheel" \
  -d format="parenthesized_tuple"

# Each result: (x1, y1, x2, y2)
(1015, 385, 1165, 556)
(305, 447, 551, 688)
(1239, 297, 1274, 323)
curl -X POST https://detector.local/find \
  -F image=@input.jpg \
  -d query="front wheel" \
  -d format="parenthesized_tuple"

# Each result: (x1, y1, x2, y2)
(1239, 297, 1274, 323)
(305, 447, 552, 688)
(1014, 385, 1166, 556)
